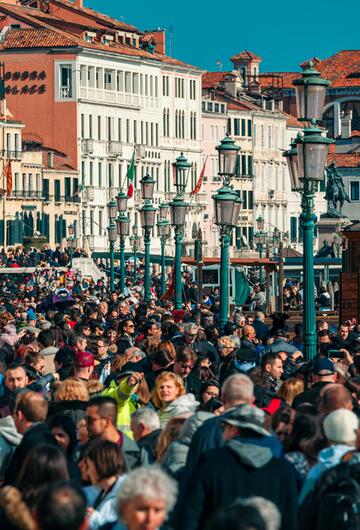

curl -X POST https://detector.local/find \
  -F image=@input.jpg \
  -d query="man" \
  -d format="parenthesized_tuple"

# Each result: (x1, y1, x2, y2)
(293, 358, 336, 409)
(74, 335, 88, 353)
(319, 383, 353, 415)
(331, 324, 350, 349)
(173, 346, 201, 398)
(24, 309, 39, 335)
(261, 353, 284, 392)
(263, 329, 300, 356)
(175, 404, 297, 530)
(317, 329, 332, 356)
(74, 351, 95, 382)
(241, 325, 258, 351)
(85, 396, 140, 470)
(173, 323, 219, 365)
(5, 390, 57, 484)
(252, 311, 270, 342)
(0, 364, 29, 417)
(118, 300, 131, 320)
(38, 328, 58, 374)
(130, 407, 161, 465)
(36, 482, 87, 530)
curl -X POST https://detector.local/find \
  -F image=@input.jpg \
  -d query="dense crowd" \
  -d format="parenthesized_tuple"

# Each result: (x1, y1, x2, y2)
(0, 263, 358, 530)
(0, 246, 88, 268)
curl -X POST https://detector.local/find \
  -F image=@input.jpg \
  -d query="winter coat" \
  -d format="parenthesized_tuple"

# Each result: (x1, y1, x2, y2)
(161, 411, 213, 478)
(157, 394, 199, 429)
(174, 437, 298, 530)
(252, 319, 270, 341)
(299, 444, 354, 504)
(102, 377, 139, 439)
(138, 429, 161, 465)
(0, 416, 22, 481)
(87, 475, 126, 530)
(292, 381, 331, 409)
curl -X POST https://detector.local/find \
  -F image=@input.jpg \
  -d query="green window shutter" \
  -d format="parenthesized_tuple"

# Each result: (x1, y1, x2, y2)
(241, 155, 246, 176)
(248, 190, 253, 209)
(241, 119, 246, 136)
(290, 217, 297, 242)
(248, 155, 253, 176)
(55, 180, 61, 202)
(247, 120, 252, 137)
(235, 155, 241, 176)
(227, 118, 231, 135)
(65, 177, 71, 198)
(43, 179, 49, 200)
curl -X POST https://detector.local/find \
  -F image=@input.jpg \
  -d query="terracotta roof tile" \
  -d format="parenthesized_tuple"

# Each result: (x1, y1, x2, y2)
(4, 28, 76, 49)
(230, 50, 262, 62)
(327, 152, 360, 167)
(202, 71, 229, 89)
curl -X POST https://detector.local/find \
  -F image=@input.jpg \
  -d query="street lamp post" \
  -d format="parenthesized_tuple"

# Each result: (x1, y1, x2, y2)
(212, 135, 241, 331)
(67, 223, 75, 268)
(170, 153, 192, 310)
(254, 216, 266, 284)
(157, 203, 170, 297)
(115, 191, 129, 294)
(130, 224, 140, 283)
(107, 199, 118, 292)
(139, 174, 157, 303)
(284, 61, 332, 360)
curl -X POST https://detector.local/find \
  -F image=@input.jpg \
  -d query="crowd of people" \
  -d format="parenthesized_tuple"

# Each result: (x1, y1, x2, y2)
(0, 246, 89, 268)
(0, 259, 357, 530)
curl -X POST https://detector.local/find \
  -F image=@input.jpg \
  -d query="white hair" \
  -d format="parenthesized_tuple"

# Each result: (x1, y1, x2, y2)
(240, 497, 281, 530)
(131, 407, 160, 432)
(183, 323, 198, 333)
(222, 373, 254, 406)
(117, 466, 178, 515)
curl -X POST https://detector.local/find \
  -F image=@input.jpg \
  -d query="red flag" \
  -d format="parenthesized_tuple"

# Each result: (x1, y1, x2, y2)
(127, 182, 134, 198)
(4, 160, 12, 195)
(191, 156, 207, 195)
(172, 162, 176, 186)
(161, 266, 175, 301)
(126, 151, 135, 198)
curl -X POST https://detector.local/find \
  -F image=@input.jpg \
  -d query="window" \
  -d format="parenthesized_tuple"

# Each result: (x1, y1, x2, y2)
(97, 116, 101, 140)
(350, 181, 360, 201)
(253, 124, 257, 146)
(98, 162, 102, 187)
(268, 126, 272, 148)
(104, 69, 114, 90)
(133, 120, 137, 144)
(14, 134, 20, 157)
(162, 75, 169, 96)
(241, 119, 246, 136)
(43, 178, 49, 200)
(81, 161, 85, 183)
(260, 125, 264, 147)
(107, 117, 112, 141)
(59, 65, 72, 98)
(125, 72, 131, 93)
(89, 115, 93, 139)
(89, 161, 93, 186)
(89, 210, 94, 235)
(247, 120, 252, 137)
(14, 172, 19, 192)
(234, 118, 240, 136)
(126, 119, 130, 144)
(290, 217, 297, 243)
(81, 114, 85, 138)
(227, 118, 231, 135)
(54, 180, 61, 202)
(65, 177, 71, 199)
(133, 73, 139, 94)
(80, 65, 87, 86)
(108, 164, 114, 188)
(117, 71, 124, 92)
(6, 133, 10, 156)
(189, 79, 196, 100)
(98, 210, 103, 235)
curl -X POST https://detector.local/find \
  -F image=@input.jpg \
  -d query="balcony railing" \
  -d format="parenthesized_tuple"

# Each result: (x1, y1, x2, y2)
(2, 150, 22, 160)
(8, 190, 80, 203)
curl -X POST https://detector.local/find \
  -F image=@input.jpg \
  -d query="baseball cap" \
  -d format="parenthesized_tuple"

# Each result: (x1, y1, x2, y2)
(323, 408, 359, 445)
(75, 351, 96, 368)
(27, 309, 37, 321)
(313, 357, 335, 376)
(220, 403, 269, 437)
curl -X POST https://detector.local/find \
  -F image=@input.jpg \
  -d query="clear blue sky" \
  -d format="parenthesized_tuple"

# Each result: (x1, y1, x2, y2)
(87, 0, 360, 73)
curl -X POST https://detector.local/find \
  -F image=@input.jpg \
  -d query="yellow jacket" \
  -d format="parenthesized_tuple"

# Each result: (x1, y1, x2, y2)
(102, 376, 139, 439)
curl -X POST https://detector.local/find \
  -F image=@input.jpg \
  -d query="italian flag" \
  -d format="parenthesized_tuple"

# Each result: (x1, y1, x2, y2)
(127, 151, 136, 198)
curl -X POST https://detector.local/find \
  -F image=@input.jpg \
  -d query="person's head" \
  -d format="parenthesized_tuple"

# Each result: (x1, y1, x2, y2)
(217, 336, 235, 358)
(319, 383, 353, 415)
(312, 357, 336, 383)
(294, 323, 303, 337)
(5, 364, 29, 392)
(85, 396, 118, 439)
(261, 353, 283, 380)
(54, 378, 89, 402)
(323, 408, 359, 447)
(86, 439, 125, 484)
(117, 466, 178, 530)
(285, 411, 326, 464)
(255, 311, 265, 323)
(220, 403, 269, 441)
(243, 325, 256, 342)
(130, 407, 161, 442)
(173, 346, 197, 379)
(36, 482, 87, 530)
(37, 329, 55, 349)
(318, 329, 331, 344)
(121, 319, 135, 335)
(144, 321, 162, 338)
(75, 335, 87, 353)
(200, 380, 220, 404)
(74, 351, 95, 380)
(24, 351, 45, 375)
(205, 496, 281, 530)
(118, 301, 130, 316)
(316, 319, 329, 332)
(47, 415, 77, 457)
(13, 390, 48, 434)
(277, 377, 304, 406)
(222, 373, 255, 409)
(152, 372, 185, 408)
(338, 324, 349, 341)
(183, 323, 198, 345)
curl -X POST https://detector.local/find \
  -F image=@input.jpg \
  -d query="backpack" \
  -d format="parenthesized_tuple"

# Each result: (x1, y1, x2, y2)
(316, 462, 360, 530)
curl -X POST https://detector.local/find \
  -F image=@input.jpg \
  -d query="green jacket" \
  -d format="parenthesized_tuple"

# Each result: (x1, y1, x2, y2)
(102, 377, 139, 439)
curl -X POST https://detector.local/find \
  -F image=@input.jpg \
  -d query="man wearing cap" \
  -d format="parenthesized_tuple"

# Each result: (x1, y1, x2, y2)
(263, 329, 301, 356)
(74, 351, 96, 382)
(293, 358, 336, 409)
(174, 403, 297, 530)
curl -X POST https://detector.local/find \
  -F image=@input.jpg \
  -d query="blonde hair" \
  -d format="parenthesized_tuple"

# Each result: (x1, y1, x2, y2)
(86, 380, 104, 397)
(54, 378, 89, 402)
(218, 336, 235, 349)
(277, 377, 304, 406)
(152, 372, 185, 409)
(0, 486, 37, 530)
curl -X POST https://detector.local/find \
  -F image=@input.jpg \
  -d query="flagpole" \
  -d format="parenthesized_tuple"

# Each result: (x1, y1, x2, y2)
(2, 109, 6, 251)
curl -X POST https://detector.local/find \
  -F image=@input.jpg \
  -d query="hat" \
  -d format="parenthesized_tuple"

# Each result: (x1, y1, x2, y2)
(273, 329, 287, 338)
(323, 409, 359, 445)
(75, 351, 95, 368)
(37, 320, 52, 330)
(27, 309, 37, 321)
(220, 404, 269, 437)
(313, 357, 335, 376)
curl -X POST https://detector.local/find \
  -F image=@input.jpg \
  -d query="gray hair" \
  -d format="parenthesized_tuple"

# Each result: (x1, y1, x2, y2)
(222, 373, 254, 406)
(230, 335, 241, 348)
(183, 323, 198, 334)
(124, 347, 146, 360)
(240, 497, 281, 530)
(131, 407, 160, 432)
(117, 466, 178, 515)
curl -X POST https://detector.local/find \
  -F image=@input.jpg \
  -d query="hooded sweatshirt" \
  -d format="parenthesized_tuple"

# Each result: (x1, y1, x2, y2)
(0, 416, 23, 480)
(158, 393, 200, 429)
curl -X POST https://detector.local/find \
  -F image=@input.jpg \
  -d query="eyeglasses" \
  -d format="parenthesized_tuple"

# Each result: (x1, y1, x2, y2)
(185, 333, 197, 338)
(126, 324, 135, 328)
(204, 390, 218, 397)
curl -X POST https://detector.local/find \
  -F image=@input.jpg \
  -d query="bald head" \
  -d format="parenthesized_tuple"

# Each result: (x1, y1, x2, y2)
(243, 325, 256, 341)
(319, 384, 353, 415)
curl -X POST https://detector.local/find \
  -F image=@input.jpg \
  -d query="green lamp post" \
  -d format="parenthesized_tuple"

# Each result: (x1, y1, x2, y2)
(139, 173, 157, 303)
(116, 211, 130, 293)
(107, 220, 117, 292)
(212, 135, 240, 331)
(157, 203, 171, 297)
(286, 61, 332, 360)
(130, 224, 140, 283)
(255, 215, 266, 284)
(170, 153, 191, 310)
(67, 222, 75, 269)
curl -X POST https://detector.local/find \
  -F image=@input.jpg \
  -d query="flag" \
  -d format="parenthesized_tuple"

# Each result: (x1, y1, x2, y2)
(127, 151, 135, 198)
(4, 159, 12, 195)
(191, 156, 207, 195)
(161, 265, 175, 301)
(172, 162, 176, 186)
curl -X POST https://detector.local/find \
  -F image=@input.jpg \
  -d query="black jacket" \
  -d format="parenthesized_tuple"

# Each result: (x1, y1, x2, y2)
(138, 429, 161, 465)
(253, 319, 270, 341)
(174, 437, 298, 530)
(292, 381, 332, 409)
(4, 422, 58, 484)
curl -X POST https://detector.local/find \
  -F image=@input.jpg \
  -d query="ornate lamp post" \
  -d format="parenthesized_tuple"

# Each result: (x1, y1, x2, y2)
(285, 61, 332, 360)
(116, 211, 130, 293)
(66, 222, 76, 268)
(130, 224, 140, 283)
(254, 216, 267, 284)
(157, 203, 171, 297)
(107, 199, 118, 292)
(212, 135, 240, 331)
(139, 174, 157, 303)
(170, 153, 192, 310)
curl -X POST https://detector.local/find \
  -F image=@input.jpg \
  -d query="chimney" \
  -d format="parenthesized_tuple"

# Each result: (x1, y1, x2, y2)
(47, 151, 54, 168)
(341, 110, 352, 139)
(223, 70, 242, 98)
(150, 29, 166, 55)
(73, 0, 83, 7)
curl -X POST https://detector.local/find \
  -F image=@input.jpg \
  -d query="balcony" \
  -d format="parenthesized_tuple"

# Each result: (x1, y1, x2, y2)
(2, 150, 22, 160)
(9, 190, 43, 199)
(8, 191, 80, 203)
(81, 139, 94, 155)
(82, 186, 95, 201)
(107, 141, 122, 157)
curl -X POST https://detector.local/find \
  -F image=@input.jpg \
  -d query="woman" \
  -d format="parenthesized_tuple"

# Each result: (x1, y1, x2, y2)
(106, 329, 119, 355)
(49, 377, 89, 428)
(152, 372, 198, 429)
(117, 466, 178, 530)
(85, 439, 126, 530)
(199, 380, 220, 405)
(277, 377, 304, 406)
(48, 414, 80, 479)
(117, 320, 135, 355)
